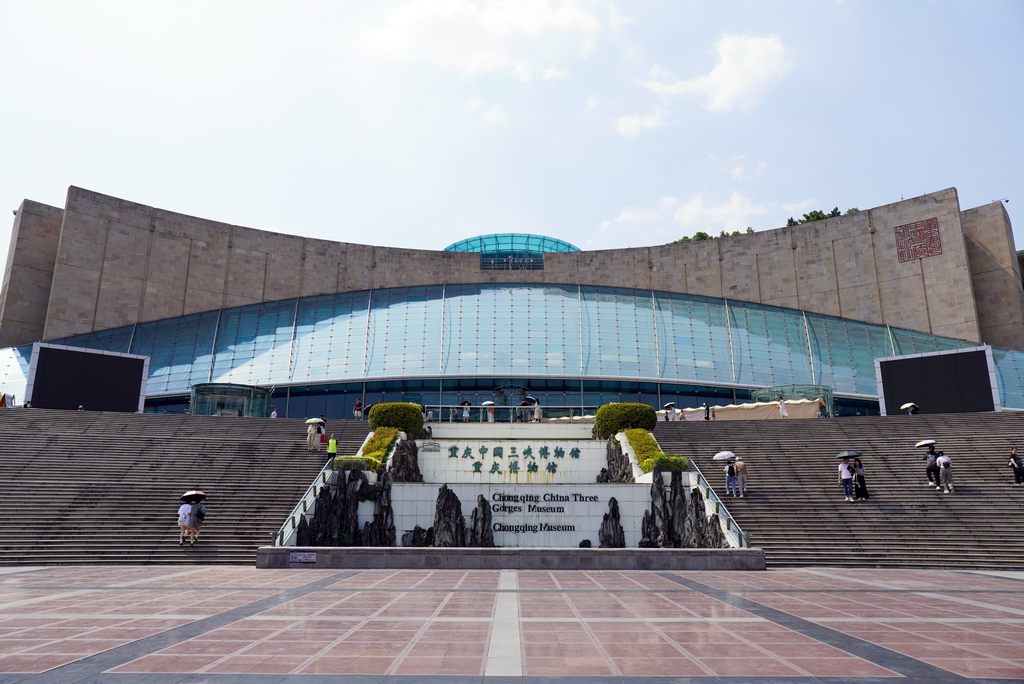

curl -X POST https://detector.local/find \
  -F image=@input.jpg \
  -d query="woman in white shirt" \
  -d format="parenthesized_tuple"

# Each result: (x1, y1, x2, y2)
(177, 502, 192, 546)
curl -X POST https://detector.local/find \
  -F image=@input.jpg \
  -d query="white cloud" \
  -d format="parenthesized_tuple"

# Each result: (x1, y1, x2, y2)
(781, 198, 817, 216)
(639, 34, 792, 113)
(480, 103, 506, 124)
(588, 196, 678, 248)
(674, 191, 768, 233)
(466, 97, 506, 124)
(359, 0, 601, 82)
(614, 108, 667, 136)
(543, 66, 570, 79)
(729, 159, 768, 181)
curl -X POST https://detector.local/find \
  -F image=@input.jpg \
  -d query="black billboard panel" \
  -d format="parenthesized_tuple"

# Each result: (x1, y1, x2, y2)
(27, 344, 149, 412)
(878, 348, 995, 415)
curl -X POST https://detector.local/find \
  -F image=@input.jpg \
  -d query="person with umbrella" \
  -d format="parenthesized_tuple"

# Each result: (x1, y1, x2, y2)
(187, 491, 207, 546)
(663, 402, 676, 421)
(482, 401, 495, 423)
(176, 496, 192, 546)
(532, 398, 542, 423)
(461, 400, 471, 423)
(902, 402, 920, 415)
(920, 441, 941, 489)
(306, 418, 323, 451)
(838, 455, 855, 502)
(852, 457, 869, 501)
(714, 451, 738, 497)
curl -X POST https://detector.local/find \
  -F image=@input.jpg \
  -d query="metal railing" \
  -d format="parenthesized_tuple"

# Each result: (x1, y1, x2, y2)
(688, 461, 749, 548)
(422, 404, 600, 424)
(271, 460, 338, 546)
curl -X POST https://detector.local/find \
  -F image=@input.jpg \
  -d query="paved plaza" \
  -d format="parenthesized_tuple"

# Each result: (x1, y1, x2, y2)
(0, 566, 1022, 683)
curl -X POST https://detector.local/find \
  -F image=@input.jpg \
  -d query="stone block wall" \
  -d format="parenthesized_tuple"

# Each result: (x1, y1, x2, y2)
(0, 185, 1016, 351)
(0, 200, 64, 348)
(961, 202, 1024, 351)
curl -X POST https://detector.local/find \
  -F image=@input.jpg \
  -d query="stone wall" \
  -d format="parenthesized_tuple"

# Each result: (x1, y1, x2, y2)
(0, 185, 1018, 350)
(0, 200, 64, 348)
(961, 202, 1024, 351)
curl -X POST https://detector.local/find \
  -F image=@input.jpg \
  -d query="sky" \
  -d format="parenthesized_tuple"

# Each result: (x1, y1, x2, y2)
(0, 0, 1021, 272)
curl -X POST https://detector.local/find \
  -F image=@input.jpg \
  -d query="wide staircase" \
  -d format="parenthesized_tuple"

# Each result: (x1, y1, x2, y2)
(0, 410, 370, 565)
(655, 413, 1024, 568)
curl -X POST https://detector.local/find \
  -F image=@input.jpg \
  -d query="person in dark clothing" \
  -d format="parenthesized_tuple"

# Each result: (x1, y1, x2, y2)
(1009, 447, 1024, 485)
(852, 458, 869, 501)
(703, 403, 710, 421)
(924, 445, 941, 489)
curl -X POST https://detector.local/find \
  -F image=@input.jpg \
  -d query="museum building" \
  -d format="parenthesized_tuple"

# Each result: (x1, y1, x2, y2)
(0, 186, 1022, 418)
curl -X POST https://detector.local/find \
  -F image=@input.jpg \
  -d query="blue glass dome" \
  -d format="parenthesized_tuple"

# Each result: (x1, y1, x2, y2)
(444, 234, 580, 255)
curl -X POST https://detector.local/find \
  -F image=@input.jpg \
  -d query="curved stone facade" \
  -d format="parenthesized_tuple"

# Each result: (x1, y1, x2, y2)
(1, 185, 1021, 351)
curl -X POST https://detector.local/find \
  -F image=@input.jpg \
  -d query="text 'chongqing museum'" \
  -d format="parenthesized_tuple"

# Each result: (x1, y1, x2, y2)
(1, 186, 1023, 418)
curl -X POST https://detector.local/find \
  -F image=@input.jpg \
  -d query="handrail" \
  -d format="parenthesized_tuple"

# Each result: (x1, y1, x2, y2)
(271, 459, 337, 546)
(688, 461, 749, 548)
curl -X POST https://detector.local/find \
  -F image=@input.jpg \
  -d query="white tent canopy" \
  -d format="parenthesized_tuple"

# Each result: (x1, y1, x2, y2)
(658, 398, 823, 421)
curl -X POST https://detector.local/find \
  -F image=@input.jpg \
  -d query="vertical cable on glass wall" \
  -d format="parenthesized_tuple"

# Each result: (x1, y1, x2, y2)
(724, 299, 736, 384)
(287, 297, 300, 381)
(886, 324, 896, 356)
(362, 290, 373, 377)
(439, 283, 446, 375)
(207, 309, 223, 382)
(803, 311, 815, 385)
(126, 323, 137, 354)
(651, 290, 660, 378)
(577, 284, 583, 375)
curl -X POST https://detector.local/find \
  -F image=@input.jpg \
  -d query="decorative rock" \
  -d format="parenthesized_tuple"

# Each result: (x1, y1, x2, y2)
(389, 438, 424, 483)
(598, 497, 625, 548)
(401, 524, 433, 547)
(578, 539, 592, 548)
(468, 494, 494, 547)
(604, 437, 635, 483)
(296, 512, 311, 546)
(361, 475, 396, 547)
(595, 468, 611, 483)
(649, 465, 675, 547)
(668, 471, 687, 547)
(432, 484, 467, 547)
(705, 514, 730, 548)
(638, 509, 658, 548)
(417, 425, 433, 439)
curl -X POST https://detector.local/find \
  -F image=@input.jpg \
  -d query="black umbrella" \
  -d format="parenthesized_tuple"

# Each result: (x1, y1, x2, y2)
(835, 451, 861, 459)
(180, 490, 206, 502)
(460, 401, 472, 406)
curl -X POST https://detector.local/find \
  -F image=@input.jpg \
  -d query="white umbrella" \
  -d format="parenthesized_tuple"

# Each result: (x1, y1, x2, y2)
(916, 439, 936, 448)
(901, 402, 918, 410)
(663, 402, 676, 408)
(481, 401, 495, 406)
(713, 451, 736, 461)
(305, 418, 324, 424)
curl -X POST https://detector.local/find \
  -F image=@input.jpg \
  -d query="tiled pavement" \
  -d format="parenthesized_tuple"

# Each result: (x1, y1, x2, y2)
(0, 566, 1022, 682)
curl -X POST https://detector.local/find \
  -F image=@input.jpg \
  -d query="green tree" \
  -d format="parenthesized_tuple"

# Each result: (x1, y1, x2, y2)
(669, 227, 751, 244)
(786, 207, 842, 226)
(846, 207, 860, 214)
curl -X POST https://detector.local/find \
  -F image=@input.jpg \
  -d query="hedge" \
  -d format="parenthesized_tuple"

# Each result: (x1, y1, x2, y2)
(639, 455, 689, 473)
(359, 426, 399, 473)
(368, 402, 424, 436)
(595, 403, 657, 439)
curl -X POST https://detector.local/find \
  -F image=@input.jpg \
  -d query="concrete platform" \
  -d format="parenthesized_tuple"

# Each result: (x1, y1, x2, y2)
(256, 546, 767, 570)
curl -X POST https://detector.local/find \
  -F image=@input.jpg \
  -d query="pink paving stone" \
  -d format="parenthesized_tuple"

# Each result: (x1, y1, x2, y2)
(565, 657, 614, 675)
(524, 657, 570, 675)
(393, 656, 446, 674)
(23, 638, 130, 655)
(784, 657, 902, 677)
(758, 642, 859, 658)
(925, 658, 1024, 678)
(205, 655, 310, 674)
(0, 640, 50, 654)
(300, 656, 395, 674)
(699, 657, 806, 676)
(240, 640, 334, 656)
(109, 654, 224, 673)
(435, 657, 486, 675)
(0, 654, 82, 673)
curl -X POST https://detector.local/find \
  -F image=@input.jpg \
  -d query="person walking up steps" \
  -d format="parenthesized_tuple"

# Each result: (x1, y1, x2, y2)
(327, 434, 337, 465)
(924, 445, 941, 489)
(189, 499, 206, 545)
(724, 460, 738, 497)
(176, 500, 192, 546)
(734, 457, 749, 497)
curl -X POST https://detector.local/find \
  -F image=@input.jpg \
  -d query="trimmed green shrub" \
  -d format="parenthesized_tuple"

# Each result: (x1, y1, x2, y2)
(332, 457, 371, 471)
(595, 403, 657, 439)
(624, 428, 661, 462)
(639, 455, 689, 473)
(368, 402, 424, 436)
(360, 426, 399, 473)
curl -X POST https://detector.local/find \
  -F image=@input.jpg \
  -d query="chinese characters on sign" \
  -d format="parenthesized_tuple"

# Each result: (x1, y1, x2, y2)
(894, 217, 941, 263)
(447, 443, 580, 475)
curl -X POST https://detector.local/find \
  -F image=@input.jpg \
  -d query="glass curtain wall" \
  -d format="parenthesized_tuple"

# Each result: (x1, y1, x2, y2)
(4, 282, 1024, 413)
